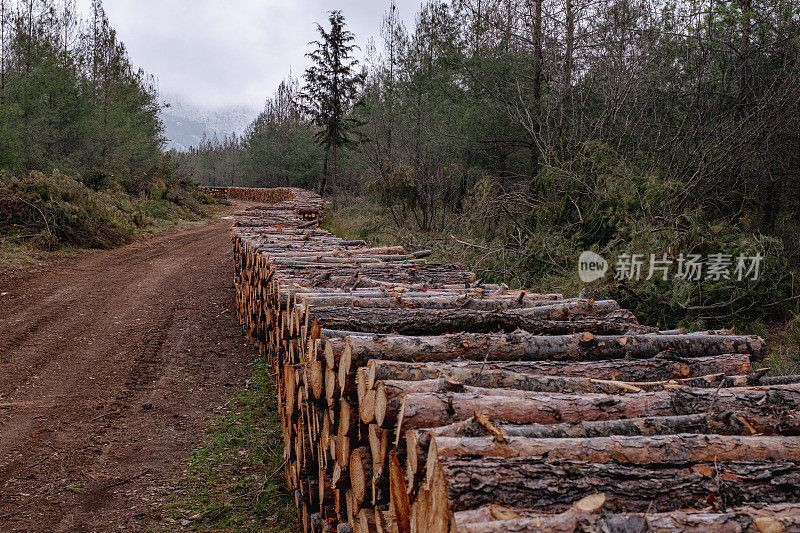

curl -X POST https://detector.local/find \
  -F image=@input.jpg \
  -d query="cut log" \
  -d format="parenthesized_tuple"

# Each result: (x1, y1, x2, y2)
(366, 353, 753, 383)
(396, 385, 800, 435)
(355, 509, 375, 533)
(374, 379, 465, 427)
(298, 293, 565, 311)
(309, 360, 324, 399)
(349, 447, 373, 508)
(369, 365, 756, 396)
(420, 411, 800, 440)
(374, 507, 397, 533)
(405, 421, 800, 497)
(230, 188, 794, 533)
(368, 424, 388, 486)
(432, 456, 800, 513)
(429, 434, 800, 463)
(762, 375, 800, 386)
(309, 303, 648, 336)
(388, 451, 410, 533)
(337, 332, 766, 368)
(454, 501, 800, 533)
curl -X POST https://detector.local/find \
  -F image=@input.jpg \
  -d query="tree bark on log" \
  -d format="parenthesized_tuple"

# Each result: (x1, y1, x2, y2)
(366, 354, 753, 383)
(369, 366, 761, 396)
(298, 293, 564, 311)
(310, 302, 642, 335)
(429, 434, 800, 463)
(420, 411, 800, 441)
(396, 385, 800, 435)
(335, 332, 766, 368)
(454, 501, 800, 533)
(436, 456, 800, 512)
(284, 287, 541, 299)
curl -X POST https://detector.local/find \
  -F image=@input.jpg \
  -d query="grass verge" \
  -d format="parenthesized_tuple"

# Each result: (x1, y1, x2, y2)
(0, 201, 230, 278)
(0, 237, 94, 277)
(760, 317, 800, 375)
(161, 357, 296, 532)
(1, 170, 223, 276)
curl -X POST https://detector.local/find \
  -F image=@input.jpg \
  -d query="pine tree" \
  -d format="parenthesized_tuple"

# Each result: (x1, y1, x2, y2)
(379, 1, 406, 172)
(300, 10, 364, 198)
(0, 0, 6, 104)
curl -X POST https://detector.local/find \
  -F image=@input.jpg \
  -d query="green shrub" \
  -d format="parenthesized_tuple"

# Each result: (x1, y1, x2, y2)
(0, 169, 212, 250)
(0, 170, 136, 248)
(330, 142, 800, 329)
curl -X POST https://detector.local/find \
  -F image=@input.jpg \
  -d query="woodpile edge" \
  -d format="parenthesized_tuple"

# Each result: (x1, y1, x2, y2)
(230, 187, 800, 533)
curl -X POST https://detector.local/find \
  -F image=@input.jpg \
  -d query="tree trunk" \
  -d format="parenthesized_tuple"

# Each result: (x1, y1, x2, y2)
(396, 385, 800, 435)
(435, 457, 800, 513)
(532, 0, 542, 101)
(529, 0, 543, 176)
(1, 0, 5, 105)
(331, 142, 338, 209)
(334, 331, 765, 369)
(430, 434, 800, 464)
(419, 411, 800, 441)
(736, 0, 751, 123)
(321, 147, 329, 196)
(455, 502, 800, 533)
(310, 301, 641, 335)
(564, 0, 574, 89)
(366, 354, 753, 384)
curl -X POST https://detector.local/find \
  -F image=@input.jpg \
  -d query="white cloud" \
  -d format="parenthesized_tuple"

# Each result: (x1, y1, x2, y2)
(78, 0, 420, 109)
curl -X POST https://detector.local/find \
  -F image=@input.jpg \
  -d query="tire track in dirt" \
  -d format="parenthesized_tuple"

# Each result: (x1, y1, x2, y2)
(120, 314, 175, 397)
(0, 211, 261, 531)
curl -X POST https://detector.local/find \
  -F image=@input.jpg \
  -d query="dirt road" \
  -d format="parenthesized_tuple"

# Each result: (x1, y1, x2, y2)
(0, 214, 259, 531)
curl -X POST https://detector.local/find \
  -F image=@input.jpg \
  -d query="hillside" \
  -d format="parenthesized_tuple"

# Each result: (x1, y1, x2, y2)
(161, 95, 260, 151)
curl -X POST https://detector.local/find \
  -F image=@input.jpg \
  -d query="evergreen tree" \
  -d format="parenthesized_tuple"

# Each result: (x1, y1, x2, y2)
(0, 0, 161, 188)
(241, 74, 321, 188)
(299, 10, 364, 198)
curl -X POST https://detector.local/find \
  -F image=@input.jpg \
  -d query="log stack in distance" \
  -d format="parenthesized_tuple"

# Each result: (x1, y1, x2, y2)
(230, 187, 800, 533)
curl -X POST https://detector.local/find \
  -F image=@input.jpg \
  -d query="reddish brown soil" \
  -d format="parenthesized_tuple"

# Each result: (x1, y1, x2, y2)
(0, 214, 259, 531)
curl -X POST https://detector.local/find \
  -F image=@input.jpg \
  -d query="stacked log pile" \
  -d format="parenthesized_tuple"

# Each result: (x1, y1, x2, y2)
(232, 188, 800, 533)
(227, 186, 297, 204)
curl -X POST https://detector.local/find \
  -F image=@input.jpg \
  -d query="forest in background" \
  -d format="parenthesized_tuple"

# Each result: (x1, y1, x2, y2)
(0, 0, 210, 253)
(182, 0, 800, 344)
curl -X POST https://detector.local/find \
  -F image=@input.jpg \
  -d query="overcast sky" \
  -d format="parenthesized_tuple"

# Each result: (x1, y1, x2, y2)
(75, 1, 420, 110)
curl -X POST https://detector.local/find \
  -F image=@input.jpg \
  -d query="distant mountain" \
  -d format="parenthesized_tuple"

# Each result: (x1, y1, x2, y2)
(160, 94, 261, 151)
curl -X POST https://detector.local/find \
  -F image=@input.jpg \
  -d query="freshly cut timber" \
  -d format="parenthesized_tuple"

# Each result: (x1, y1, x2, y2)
(366, 363, 770, 395)
(369, 374, 788, 431)
(296, 292, 565, 311)
(308, 301, 645, 335)
(366, 353, 754, 383)
(453, 497, 800, 533)
(427, 434, 800, 463)
(417, 411, 800, 440)
(330, 330, 766, 368)
(423, 456, 800, 512)
(227, 186, 297, 204)
(401, 434, 800, 516)
(395, 384, 800, 435)
(229, 187, 795, 533)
